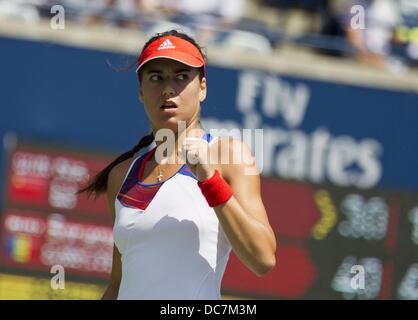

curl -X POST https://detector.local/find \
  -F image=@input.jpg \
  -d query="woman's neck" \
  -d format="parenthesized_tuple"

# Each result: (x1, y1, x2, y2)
(153, 122, 204, 165)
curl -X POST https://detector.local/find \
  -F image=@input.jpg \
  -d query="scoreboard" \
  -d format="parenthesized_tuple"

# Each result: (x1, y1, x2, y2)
(222, 179, 418, 299)
(0, 139, 113, 299)
(1, 138, 417, 299)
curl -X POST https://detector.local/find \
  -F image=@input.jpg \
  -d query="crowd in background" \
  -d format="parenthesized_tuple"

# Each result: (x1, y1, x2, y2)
(1, 0, 418, 70)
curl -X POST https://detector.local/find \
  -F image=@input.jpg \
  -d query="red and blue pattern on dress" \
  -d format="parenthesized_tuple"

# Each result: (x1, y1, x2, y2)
(117, 149, 163, 211)
(117, 133, 211, 211)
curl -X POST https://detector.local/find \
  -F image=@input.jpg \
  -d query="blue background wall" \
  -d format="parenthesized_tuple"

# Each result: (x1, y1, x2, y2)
(1, 36, 418, 191)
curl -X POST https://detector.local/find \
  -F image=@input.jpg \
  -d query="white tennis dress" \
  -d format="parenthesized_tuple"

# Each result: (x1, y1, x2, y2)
(113, 133, 232, 300)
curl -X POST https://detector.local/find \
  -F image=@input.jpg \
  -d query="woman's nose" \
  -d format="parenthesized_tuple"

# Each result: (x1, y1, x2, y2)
(162, 80, 176, 97)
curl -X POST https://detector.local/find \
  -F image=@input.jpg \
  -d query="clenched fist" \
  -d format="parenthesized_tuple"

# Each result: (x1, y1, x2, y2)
(179, 137, 218, 181)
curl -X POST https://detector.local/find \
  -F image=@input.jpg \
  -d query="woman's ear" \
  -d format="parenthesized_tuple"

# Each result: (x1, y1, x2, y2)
(199, 77, 207, 102)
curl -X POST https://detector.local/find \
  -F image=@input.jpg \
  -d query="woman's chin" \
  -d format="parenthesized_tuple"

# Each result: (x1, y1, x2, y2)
(157, 118, 184, 132)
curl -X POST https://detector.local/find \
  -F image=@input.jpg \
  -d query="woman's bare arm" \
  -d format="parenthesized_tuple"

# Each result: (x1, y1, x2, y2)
(101, 244, 122, 300)
(101, 159, 132, 300)
(216, 138, 277, 276)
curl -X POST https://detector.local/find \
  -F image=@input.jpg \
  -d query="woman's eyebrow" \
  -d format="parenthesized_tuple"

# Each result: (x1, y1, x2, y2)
(145, 68, 190, 74)
(145, 69, 162, 74)
(174, 68, 191, 73)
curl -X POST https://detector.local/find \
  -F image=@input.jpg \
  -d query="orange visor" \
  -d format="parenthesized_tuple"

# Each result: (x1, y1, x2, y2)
(136, 35, 206, 77)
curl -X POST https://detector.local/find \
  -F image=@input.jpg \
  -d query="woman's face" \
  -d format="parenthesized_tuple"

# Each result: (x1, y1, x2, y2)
(139, 58, 207, 133)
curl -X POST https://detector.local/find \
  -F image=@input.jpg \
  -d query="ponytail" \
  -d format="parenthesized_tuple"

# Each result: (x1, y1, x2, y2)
(78, 132, 154, 198)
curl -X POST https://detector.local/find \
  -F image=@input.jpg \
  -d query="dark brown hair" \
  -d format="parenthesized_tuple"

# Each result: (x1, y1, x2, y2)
(78, 30, 206, 198)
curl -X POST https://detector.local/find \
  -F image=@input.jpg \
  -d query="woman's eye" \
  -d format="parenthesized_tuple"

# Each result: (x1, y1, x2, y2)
(150, 75, 161, 81)
(176, 74, 188, 80)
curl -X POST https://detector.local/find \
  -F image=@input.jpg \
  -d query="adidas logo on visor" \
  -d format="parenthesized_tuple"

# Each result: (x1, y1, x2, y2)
(158, 39, 176, 50)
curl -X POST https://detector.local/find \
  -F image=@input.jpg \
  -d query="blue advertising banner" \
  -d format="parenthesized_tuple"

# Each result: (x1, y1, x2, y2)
(203, 67, 418, 190)
(1, 36, 418, 191)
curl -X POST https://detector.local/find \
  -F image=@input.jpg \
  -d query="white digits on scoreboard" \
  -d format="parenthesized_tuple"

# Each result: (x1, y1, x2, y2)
(331, 256, 383, 299)
(338, 194, 389, 240)
(398, 263, 418, 300)
(48, 158, 89, 209)
(409, 207, 418, 245)
(48, 180, 78, 209)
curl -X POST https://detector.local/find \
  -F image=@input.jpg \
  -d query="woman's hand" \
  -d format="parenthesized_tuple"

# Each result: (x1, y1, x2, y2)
(180, 137, 216, 181)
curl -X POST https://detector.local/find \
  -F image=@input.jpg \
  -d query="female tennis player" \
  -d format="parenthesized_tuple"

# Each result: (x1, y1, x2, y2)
(80, 30, 276, 300)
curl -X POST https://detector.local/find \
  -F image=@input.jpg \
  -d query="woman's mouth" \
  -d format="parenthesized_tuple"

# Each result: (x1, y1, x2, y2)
(160, 101, 178, 110)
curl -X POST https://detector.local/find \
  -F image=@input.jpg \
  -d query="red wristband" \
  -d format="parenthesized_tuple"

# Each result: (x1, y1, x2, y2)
(197, 170, 233, 207)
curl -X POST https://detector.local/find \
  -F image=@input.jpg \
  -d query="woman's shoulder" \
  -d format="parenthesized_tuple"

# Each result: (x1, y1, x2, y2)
(213, 136, 254, 163)
(107, 157, 137, 197)
(212, 136, 258, 180)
